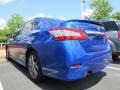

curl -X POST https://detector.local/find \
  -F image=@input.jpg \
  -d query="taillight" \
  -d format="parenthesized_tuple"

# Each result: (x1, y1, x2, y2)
(117, 31, 120, 40)
(48, 28, 87, 41)
(71, 64, 81, 68)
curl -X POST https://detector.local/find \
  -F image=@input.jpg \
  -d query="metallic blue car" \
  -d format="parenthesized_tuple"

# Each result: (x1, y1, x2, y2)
(6, 18, 112, 83)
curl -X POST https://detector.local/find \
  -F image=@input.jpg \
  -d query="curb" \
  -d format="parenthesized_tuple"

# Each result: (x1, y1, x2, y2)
(0, 59, 7, 62)
(0, 56, 6, 62)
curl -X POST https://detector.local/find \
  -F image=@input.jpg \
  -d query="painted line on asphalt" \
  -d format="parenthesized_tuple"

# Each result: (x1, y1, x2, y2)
(0, 81, 3, 90)
(107, 66, 120, 71)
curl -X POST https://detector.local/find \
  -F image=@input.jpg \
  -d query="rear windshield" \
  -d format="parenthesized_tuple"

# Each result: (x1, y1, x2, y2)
(60, 21, 105, 32)
(102, 21, 119, 31)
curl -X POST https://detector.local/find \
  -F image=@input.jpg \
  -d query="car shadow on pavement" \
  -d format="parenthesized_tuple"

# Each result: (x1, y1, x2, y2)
(112, 58, 120, 64)
(38, 72, 106, 90)
(9, 60, 29, 78)
(9, 60, 106, 90)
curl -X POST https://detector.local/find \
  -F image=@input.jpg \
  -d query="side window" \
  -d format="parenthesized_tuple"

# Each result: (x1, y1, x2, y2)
(13, 25, 24, 37)
(103, 21, 119, 31)
(21, 21, 33, 35)
(34, 20, 54, 31)
(116, 21, 120, 29)
(34, 20, 39, 29)
(14, 31, 21, 37)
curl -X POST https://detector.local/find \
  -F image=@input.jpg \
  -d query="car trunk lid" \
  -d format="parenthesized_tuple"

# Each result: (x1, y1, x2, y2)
(60, 20, 107, 52)
(81, 30, 107, 52)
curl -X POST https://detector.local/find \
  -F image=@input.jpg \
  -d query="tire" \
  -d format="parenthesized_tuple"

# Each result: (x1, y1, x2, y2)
(112, 55, 118, 61)
(6, 48, 11, 60)
(27, 51, 44, 83)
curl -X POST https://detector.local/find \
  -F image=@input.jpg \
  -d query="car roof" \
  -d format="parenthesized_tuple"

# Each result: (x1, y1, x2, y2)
(34, 17, 63, 22)
(33, 18, 104, 26)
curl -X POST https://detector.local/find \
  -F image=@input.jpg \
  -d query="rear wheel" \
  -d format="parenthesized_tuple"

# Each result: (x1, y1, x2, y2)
(27, 51, 44, 83)
(112, 55, 118, 61)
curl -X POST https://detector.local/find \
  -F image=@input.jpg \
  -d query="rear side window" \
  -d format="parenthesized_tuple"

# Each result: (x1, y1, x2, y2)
(102, 21, 119, 31)
(21, 21, 33, 35)
(60, 21, 105, 32)
(116, 21, 120, 29)
(34, 19, 62, 31)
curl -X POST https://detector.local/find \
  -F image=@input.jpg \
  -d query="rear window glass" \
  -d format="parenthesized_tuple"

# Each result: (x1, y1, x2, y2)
(34, 19, 62, 31)
(116, 21, 120, 29)
(103, 21, 119, 31)
(60, 21, 105, 32)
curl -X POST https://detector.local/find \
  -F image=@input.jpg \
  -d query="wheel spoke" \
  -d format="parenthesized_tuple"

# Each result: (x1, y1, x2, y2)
(28, 54, 39, 79)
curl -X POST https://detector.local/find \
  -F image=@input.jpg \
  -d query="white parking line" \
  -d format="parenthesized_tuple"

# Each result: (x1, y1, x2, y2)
(0, 81, 3, 90)
(107, 66, 120, 71)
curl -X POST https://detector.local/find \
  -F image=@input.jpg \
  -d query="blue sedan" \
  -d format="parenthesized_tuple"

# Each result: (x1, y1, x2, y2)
(6, 18, 112, 83)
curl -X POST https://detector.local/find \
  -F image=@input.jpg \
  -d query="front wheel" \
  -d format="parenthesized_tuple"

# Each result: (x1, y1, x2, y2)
(6, 48, 11, 60)
(27, 51, 44, 83)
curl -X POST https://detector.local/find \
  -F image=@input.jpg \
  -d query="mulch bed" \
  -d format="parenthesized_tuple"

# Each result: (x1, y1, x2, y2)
(0, 57, 6, 60)
(0, 47, 6, 61)
(0, 46, 6, 50)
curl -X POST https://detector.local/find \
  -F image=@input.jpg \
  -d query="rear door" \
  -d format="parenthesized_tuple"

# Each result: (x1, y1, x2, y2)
(15, 21, 34, 65)
(8, 26, 23, 59)
(102, 21, 120, 51)
(9, 21, 33, 65)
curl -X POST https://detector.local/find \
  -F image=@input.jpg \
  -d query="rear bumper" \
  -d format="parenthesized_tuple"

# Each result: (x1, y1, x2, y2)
(38, 40, 112, 81)
(49, 52, 111, 81)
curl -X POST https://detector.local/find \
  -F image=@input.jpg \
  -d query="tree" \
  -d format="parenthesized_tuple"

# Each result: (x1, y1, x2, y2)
(112, 12, 120, 20)
(0, 28, 11, 43)
(7, 13, 24, 33)
(0, 13, 24, 43)
(90, 0, 113, 20)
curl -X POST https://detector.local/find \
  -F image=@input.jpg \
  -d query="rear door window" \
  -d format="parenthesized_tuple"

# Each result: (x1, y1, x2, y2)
(116, 21, 120, 29)
(34, 19, 62, 31)
(21, 21, 33, 35)
(102, 21, 119, 31)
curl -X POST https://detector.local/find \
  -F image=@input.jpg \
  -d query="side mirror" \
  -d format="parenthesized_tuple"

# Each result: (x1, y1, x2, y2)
(6, 34, 13, 39)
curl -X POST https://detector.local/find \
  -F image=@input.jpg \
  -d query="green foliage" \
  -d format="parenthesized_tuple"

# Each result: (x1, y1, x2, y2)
(0, 29, 10, 43)
(112, 12, 120, 20)
(7, 13, 24, 33)
(90, 0, 113, 20)
(0, 36, 7, 43)
(0, 13, 24, 43)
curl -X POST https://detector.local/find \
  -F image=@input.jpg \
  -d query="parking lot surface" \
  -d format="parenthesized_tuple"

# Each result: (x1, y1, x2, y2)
(0, 60, 120, 90)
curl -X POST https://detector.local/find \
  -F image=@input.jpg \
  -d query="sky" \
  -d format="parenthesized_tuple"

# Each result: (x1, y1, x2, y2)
(0, 0, 120, 29)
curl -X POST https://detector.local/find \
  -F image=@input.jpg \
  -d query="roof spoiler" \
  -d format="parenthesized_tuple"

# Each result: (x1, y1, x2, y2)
(65, 20, 103, 26)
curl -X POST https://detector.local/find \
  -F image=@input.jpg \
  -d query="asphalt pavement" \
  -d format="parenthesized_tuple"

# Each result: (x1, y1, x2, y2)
(0, 60, 120, 90)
